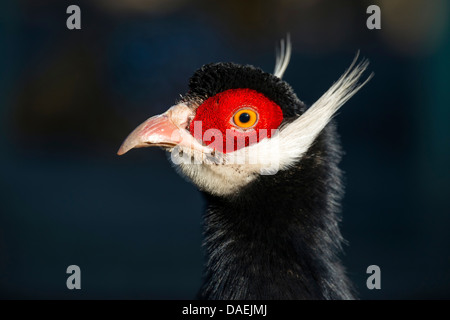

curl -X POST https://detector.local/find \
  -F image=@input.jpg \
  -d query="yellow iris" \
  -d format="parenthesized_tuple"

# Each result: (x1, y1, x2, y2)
(233, 109, 258, 128)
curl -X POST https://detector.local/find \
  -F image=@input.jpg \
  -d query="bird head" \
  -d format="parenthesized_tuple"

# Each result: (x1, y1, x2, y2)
(118, 39, 371, 197)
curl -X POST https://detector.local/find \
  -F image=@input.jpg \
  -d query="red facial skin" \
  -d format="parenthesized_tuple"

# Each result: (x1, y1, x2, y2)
(189, 88, 284, 153)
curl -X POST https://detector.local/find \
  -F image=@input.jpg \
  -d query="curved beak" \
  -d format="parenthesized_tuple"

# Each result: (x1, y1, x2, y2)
(117, 103, 209, 156)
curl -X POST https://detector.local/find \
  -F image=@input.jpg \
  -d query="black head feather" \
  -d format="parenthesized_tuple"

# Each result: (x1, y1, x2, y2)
(183, 62, 306, 119)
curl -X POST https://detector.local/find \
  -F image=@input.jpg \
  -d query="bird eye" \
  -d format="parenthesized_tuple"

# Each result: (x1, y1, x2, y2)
(232, 109, 258, 129)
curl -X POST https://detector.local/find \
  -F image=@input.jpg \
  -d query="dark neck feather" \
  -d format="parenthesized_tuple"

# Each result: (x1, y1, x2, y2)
(197, 122, 355, 300)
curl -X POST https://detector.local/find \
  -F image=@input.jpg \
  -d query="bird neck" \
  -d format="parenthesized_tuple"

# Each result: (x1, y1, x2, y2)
(198, 125, 354, 300)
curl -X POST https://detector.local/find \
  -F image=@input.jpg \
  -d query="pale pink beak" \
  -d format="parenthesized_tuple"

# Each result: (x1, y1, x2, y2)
(117, 103, 209, 156)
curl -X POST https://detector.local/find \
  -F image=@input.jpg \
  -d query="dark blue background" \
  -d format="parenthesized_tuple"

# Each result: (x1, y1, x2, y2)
(0, 0, 449, 299)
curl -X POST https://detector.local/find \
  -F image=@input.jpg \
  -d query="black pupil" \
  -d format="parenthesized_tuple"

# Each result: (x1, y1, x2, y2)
(239, 112, 251, 123)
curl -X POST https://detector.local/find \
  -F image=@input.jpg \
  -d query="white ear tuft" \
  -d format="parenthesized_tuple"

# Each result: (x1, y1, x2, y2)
(275, 51, 374, 168)
(227, 52, 373, 174)
(273, 34, 292, 79)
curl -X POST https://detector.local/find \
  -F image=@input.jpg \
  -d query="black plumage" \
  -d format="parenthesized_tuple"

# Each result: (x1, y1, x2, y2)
(183, 63, 354, 299)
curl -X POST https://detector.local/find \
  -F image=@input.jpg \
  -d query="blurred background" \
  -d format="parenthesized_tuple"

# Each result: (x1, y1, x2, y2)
(0, 0, 449, 299)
